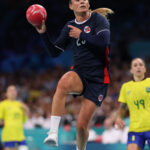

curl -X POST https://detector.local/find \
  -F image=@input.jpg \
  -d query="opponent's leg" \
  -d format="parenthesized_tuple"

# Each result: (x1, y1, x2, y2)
(44, 71, 83, 146)
(127, 144, 141, 150)
(76, 98, 97, 150)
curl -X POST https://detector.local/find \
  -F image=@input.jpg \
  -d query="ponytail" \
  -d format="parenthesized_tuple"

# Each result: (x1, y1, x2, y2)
(92, 8, 114, 19)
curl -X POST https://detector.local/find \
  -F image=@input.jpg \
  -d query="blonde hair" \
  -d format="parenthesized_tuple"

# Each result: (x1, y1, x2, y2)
(92, 8, 114, 18)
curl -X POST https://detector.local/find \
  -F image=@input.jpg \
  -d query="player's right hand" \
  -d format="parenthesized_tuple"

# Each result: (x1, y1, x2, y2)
(115, 117, 125, 129)
(35, 21, 47, 34)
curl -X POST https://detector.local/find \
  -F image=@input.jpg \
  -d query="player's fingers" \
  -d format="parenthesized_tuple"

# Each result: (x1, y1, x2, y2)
(70, 29, 74, 32)
(41, 20, 46, 26)
(120, 122, 125, 129)
(69, 32, 73, 37)
(115, 121, 125, 129)
(36, 24, 42, 30)
(114, 124, 119, 129)
(69, 30, 74, 35)
(116, 123, 122, 129)
(68, 25, 75, 29)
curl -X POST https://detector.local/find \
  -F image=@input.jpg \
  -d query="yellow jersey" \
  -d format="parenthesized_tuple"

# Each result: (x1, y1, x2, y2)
(0, 99, 27, 142)
(119, 78, 150, 132)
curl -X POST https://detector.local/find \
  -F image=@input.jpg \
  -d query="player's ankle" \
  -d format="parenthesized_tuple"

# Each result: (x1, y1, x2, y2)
(76, 146, 86, 150)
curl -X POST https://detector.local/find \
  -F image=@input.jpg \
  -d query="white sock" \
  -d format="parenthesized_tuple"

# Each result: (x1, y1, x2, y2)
(76, 146, 86, 150)
(76, 147, 79, 150)
(18, 146, 28, 150)
(49, 116, 61, 133)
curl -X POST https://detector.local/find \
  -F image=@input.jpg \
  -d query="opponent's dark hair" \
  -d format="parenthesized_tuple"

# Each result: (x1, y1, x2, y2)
(131, 58, 146, 68)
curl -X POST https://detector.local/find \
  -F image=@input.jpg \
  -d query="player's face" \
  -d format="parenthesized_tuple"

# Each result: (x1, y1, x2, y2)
(130, 58, 146, 78)
(6, 85, 17, 100)
(69, 0, 90, 13)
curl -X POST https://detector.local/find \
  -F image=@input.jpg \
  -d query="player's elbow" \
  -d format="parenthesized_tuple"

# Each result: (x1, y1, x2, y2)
(51, 54, 59, 58)
(98, 41, 109, 47)
(98, 30, 110, 46)
(51, 52, 61, 58)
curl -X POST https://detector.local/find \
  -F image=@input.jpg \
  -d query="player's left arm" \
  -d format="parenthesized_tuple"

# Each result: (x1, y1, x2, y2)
(20, 102, 30, 116)
(115, 84, 127, 129)
(80, 15, 110, 47)
(115, 102, 127, 129)
(68, 15, 110, 48)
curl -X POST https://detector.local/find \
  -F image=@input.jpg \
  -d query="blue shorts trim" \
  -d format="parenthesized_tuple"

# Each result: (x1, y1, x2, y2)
(3, 140, 27, 148)
(128, 131, 150, 149)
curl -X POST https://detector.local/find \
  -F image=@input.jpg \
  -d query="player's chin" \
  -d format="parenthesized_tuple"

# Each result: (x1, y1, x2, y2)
(78, 8, 88, 13)
(136, 73, 143, 77)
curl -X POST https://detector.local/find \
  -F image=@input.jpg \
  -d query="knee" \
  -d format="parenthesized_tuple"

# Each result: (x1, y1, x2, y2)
(56, 72, 75, 94)
(76, 121, 88, 133)
(57, 79, 70, 94)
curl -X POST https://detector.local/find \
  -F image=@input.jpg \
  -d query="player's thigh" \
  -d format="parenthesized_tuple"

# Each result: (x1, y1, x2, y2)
(57, 71, 83, 93)
(127, 132, 144, 150)
(77, 98, 97, 128)
(127, 143, 141, 150)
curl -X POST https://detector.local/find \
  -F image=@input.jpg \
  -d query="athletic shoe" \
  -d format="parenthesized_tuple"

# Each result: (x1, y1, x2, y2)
(44, 132, 58, 147)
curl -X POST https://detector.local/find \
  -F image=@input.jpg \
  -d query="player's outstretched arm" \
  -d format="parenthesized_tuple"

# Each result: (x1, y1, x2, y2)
(34, 21, 62, 57)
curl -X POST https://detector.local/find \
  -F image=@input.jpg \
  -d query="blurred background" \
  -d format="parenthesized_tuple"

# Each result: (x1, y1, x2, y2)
(0, 0, 150, 150)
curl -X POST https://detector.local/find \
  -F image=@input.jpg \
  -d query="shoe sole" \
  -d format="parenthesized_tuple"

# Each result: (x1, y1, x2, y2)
(44, 139, 58, 147)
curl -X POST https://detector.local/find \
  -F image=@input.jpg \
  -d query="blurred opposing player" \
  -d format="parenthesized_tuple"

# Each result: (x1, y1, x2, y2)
(115, 58, 150, 150)
(0, 85, 29, 150)
(31, 0, 113, 150)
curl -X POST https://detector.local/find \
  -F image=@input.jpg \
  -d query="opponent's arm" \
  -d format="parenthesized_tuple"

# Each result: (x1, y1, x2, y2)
(115, 103, 127, 129)
(21, 102, 30, 116)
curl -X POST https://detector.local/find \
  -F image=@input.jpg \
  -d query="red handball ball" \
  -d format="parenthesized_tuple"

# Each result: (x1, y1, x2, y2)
(26, 4, 47, 26)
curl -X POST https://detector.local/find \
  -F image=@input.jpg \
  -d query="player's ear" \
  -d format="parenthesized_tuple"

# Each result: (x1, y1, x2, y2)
(88, 0, 90, 9)
(144, 67, 146, 74)
(69, 3, 73, 10)
(130, 69, 133, 74)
